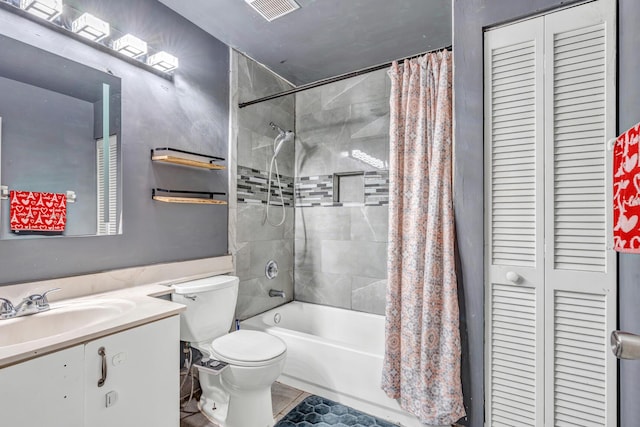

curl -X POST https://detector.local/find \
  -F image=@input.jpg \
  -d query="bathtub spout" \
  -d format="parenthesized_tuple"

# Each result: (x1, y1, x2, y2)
(269, 289, 285, 298)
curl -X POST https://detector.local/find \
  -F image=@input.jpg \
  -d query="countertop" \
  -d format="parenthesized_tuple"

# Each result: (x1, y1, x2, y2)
(0, 284, 185, 368)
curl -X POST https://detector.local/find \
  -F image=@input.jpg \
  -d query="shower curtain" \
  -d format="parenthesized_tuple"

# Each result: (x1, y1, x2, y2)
(381, 51, 465, 425)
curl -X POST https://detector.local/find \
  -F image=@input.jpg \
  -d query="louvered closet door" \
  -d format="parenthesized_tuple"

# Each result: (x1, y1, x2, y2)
(484, 18, 545, 427)
(543, 2, 617, 426)
(96, 135, 118, 235)
(485, 1, 616, 426)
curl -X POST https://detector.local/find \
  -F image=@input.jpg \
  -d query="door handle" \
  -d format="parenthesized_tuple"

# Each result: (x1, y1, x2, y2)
(505, 271, 522, 284)
(611, 331, 640, 360)
(98, 346, 107, 387)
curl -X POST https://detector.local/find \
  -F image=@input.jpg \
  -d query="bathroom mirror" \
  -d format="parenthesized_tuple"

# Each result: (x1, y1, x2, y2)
(0, 33, 121, 238)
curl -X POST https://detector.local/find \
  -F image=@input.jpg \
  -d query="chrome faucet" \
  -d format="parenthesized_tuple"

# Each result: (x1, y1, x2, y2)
(268, 289, 285, 298)
(0, 288, 61, 320)
(0, 298, 16, 319)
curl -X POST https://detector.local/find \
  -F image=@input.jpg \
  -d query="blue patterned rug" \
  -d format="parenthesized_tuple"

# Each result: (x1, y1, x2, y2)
(275, 395, 398, 427)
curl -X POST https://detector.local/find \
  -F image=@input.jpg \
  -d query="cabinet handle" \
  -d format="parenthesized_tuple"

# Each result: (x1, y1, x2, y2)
(98, 347, 107, 387)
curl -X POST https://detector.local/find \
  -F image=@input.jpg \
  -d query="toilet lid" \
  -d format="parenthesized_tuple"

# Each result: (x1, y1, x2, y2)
(210, 330, 286, 366)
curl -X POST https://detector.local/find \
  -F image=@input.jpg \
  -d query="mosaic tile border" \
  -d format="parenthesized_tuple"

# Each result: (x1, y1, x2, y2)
(237, 168, 389, 208)
(364, 170, 389, 206)
(295, 174, 334, 207)
(295, 170, 389, 207)
(237, 165, 294, 206)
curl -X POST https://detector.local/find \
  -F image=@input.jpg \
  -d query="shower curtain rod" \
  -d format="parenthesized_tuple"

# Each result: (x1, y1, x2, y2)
(238, 44, 452, 108)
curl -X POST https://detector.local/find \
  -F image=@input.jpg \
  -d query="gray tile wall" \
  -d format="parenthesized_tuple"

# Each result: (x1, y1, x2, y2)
(233, 56, 391, 317)
(232, 52, 295, 320)
(294, 68, 390, 315)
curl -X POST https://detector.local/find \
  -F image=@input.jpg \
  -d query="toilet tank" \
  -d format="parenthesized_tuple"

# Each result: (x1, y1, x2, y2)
(170, 275, 239, 344)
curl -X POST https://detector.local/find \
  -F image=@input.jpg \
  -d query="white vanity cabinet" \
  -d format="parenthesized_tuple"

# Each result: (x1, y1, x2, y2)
(84, 316, 179, 427)
(0, 315, 179, 427)
(0, 345, 85, 427)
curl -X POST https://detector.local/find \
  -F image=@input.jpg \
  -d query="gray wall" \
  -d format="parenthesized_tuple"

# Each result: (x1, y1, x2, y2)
(454, 0, 640, 425)
(232, 52, 295, 320)
(294, 69, 390, 315)
(0, 0, 229, 285)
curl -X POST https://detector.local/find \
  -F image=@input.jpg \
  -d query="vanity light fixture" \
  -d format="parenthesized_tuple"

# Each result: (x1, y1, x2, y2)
(19, 0, 62, 21)
(112, 33, 147, 58)
(147, 51, 179, 72)
(71, 12, 110, 42)
(5, 0, 177, 76)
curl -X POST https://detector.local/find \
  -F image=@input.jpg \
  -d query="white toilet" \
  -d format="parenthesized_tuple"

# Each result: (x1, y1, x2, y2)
(171, 275, 287, 427)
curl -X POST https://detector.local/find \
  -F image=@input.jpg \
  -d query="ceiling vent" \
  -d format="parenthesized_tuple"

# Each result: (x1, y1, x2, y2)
(244, 0, 300, 22)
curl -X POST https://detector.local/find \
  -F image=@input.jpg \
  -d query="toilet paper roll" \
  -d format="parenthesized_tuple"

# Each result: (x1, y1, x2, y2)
(611, 331, 640, 360)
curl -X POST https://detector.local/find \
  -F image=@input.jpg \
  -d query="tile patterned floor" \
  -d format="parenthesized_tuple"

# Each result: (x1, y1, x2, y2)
(275, 395, 398, 427)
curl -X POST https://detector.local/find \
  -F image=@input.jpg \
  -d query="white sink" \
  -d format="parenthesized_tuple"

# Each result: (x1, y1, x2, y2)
(0, 298, 136, 347)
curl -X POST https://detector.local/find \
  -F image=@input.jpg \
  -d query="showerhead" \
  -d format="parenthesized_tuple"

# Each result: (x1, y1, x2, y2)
(273, 130, 294, 157)
(270, 122, 285, 133)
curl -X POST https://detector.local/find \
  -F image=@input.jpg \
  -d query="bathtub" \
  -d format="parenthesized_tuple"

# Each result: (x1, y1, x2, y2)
(241, 301, 426, 427)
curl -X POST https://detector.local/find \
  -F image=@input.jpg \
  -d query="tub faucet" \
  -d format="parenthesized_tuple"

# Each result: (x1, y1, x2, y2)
(269, 289, 285, 298)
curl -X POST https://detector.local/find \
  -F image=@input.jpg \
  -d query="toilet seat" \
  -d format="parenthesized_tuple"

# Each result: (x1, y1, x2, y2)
(210, 330, 286, 367)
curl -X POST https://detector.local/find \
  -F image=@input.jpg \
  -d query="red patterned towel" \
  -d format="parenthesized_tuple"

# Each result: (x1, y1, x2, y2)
(614, 123, 640, 252)
(10, 191, 67, 232)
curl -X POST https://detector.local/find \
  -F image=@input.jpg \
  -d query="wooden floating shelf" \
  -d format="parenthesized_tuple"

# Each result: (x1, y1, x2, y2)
(152, 195, 227, 205)
(151, 147, 225, 170)
(152, 188, 227, 205)
(151, 155, 226, 170)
